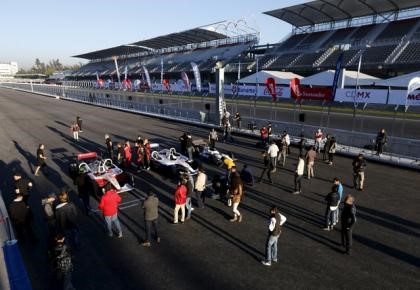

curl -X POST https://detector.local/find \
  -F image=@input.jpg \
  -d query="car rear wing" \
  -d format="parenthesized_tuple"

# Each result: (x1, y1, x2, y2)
(77, 152, 97, 161)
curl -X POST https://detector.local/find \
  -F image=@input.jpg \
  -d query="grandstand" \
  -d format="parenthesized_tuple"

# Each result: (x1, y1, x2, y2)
(72, 22, 258, 84)
(72, 1, 420, 85)
(250, 0, 420, 78)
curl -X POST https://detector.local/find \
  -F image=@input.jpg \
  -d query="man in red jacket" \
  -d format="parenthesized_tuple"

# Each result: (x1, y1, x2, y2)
(173, 179, 187, 224)
(98, 183, 123, 237)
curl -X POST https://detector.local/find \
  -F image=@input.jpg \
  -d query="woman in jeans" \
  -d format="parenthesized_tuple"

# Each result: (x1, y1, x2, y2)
(229, 175, 244, 222)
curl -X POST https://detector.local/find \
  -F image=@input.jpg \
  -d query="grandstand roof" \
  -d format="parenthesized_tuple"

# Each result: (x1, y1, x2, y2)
(375, 71, 420, 87)
(264, 0, 420, 27)
(73, 28, 228, 60)
(301, 69, 379, 86)
(238, 70, 303, 85)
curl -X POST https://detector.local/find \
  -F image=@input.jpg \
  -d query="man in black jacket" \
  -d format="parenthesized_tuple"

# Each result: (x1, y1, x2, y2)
(375, 128, 387, 155)
(9, 193, 36, 243)
(141, 191, 160, 247)
(55, 191, 80, 250)
(352, 154, 367, 191)
(323, 185, 339, 231)
(341, 195, 356, 255)
(13, 172, 33, 204)
(258, 152, 273, 184)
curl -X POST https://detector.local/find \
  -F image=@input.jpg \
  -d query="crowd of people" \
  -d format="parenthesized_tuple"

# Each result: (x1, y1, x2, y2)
(5, 111, 370, 289)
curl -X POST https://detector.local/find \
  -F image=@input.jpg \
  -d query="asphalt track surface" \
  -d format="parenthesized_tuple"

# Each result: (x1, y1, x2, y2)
(0, 88, 419, 290)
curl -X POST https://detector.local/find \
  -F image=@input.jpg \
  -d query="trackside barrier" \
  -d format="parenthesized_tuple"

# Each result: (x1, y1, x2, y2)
(0, 191, 32, 290)
(1, 82, 419, 170)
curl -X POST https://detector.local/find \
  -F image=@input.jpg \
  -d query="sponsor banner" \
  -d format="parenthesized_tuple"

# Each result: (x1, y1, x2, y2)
(229, 84, 290, 99)
(332, 53, 343, 101)
(265, 78, 277, 101)
(152, 82, 192, 92)
(181, 72, 190, 91)
(388, 89, 420, 106)
(149, 82, 289, 98)
(335, 89, 388, 104)
(290, 78, 332, 101)
(191, 62, 201, 92)
(142, 66, 151, 89)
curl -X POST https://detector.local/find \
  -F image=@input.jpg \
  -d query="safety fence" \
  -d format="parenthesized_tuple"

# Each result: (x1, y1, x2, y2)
(0, 191, 32, 290)
(1, 82, 420, 163)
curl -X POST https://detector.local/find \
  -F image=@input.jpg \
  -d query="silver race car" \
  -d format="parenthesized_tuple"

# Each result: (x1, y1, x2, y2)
(151, 148, 197, 175)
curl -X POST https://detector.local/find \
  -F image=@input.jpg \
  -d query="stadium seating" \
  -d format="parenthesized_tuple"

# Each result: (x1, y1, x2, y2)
(266, 53, 301, 69)
(293, 50, 326, 67)
(395, 41, 420, 63)
(360, 44, 397, 65)
(375, 18, 418, 41)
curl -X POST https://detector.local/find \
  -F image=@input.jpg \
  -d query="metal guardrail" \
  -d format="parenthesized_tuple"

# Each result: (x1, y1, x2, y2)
(1, 82, 419, 169)
(0, 190, 13, 290)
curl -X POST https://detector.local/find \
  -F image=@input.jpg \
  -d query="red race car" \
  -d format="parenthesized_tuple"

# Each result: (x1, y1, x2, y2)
(69, 152, 134, 195)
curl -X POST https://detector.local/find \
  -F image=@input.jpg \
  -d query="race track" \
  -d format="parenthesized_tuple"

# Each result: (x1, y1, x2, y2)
(0, 88, 419, 290)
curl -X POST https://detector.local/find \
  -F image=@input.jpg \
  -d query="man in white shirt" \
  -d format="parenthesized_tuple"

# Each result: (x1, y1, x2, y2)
(267, 141, 279, 173)
(293, 155, 305, 194)
(262, 206, 287, 266)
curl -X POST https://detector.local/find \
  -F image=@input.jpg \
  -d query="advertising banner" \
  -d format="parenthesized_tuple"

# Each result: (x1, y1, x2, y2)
(331, 53, 343, 101)
(191, 62, 201, 92)
(181, 72, 190, 91)
(142, 65, 151, 89)
(388, 89, 420, 106)
(290, 78, 332, 101)
(265, 78, 277, 101)
(335, 89, 388, 104)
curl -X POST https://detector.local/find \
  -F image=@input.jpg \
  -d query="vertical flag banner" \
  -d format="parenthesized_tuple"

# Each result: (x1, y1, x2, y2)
(142, 65, 151, 89)
(265, 77, 277, 101)
(181, 71, 190, 91)
(406, 77, 420, 110)
(124, 65, 128, 80)
(163, 79, 170, 91)
(331, 53, 344, 101)
(290, 78, 301, 101)
(191, 62, 202, 92)
(113, 56, 121, 87)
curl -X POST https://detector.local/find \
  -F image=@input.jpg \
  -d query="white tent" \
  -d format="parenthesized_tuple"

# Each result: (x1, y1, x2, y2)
(238, 70, 302, 85)
(374, 71, 420, 87)
(300, 70, 380, 86)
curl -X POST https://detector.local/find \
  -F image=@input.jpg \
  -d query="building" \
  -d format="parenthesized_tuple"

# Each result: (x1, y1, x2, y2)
(0, 62, 18, 77)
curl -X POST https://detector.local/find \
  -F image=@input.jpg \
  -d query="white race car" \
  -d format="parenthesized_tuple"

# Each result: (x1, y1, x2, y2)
(151, 148, 197, 175)
(69, 152, 134, 195)
(193, 139, 230, 167)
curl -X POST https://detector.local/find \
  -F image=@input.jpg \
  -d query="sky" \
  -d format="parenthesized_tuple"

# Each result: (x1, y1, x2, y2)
(0, 0, 307, 69)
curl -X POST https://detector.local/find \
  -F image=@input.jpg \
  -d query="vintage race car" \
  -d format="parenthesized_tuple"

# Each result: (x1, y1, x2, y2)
(150, 148, 197, 175)
(193, 139, 233, 167)
(69, 152, 134, 195)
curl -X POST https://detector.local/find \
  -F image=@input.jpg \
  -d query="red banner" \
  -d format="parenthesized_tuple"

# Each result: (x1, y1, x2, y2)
(290, 78, 332, 101)
(265, 77, 277, 101)
(122, 79, 132, 90)
(163, 79, 170, 91)
(97, 79, 105, 88)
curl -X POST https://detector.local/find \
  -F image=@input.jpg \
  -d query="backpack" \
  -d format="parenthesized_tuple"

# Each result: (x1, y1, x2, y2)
(55, 246, 73, 273)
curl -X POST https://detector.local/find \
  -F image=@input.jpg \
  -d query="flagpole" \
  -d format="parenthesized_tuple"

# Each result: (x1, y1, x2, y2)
(354, 54, 362, 118)
(254, 56, 259, 120)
